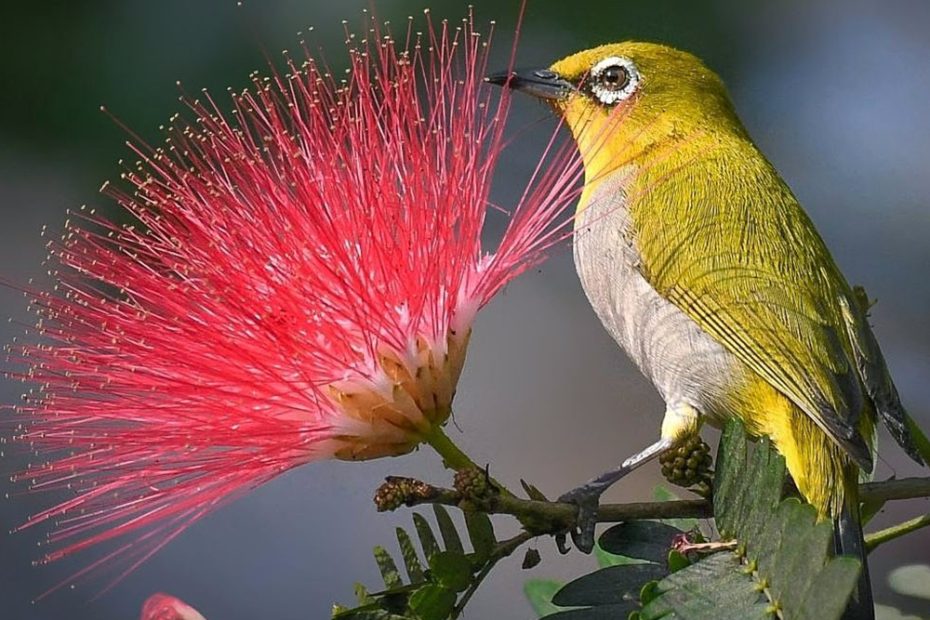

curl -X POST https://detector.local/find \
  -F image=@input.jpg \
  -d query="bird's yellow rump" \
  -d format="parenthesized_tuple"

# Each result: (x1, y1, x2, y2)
(489, 42, 929, 616)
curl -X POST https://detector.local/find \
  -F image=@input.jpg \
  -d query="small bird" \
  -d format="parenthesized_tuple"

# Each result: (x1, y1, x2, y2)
(489, 42, 929, 616)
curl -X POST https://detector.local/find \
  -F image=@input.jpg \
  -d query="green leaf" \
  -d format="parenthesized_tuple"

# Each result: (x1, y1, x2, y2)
(331, 607, 411, 620)
(543, 604, 639, 619)
(552, 564, 667, 606)
(738, 438, 786, 546)
(639, 580, 661, 606)
(598, 520, 683, 564)
(524, 579, 565, 618)
(714, 422, 857, 619)
(338, 511, 475, 620)
(374, 546, 404, 589)
(652, 485, 699, 531)
(594, 540, 644, 569)
(521, 479, 549, 501)
(332, 588, 412, 620)
(640, 552, 769, 620)
(464, 511, 496, 562)
(396, 528, 425, 583)
(639, 421, 862, 620)
(431, 505, 464, 555)
(796, 556, 862, 620)
(522, 547, 542, 570)
(757, 499, 833, 607)
(407, 585, 456, 620)
(904, 414, 930, 466)
(714, 422, 786, 544)
(712, 420, 749, 538)
(888, 564, 930, 601)
(412, 513, 441, 561)
(428, 551, 473, 593)
(651, 485, 680, 503)
(667, 550, 690, 573)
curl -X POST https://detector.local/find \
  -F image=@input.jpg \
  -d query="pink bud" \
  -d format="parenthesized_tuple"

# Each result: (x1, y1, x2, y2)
(141, 593, 207, 620)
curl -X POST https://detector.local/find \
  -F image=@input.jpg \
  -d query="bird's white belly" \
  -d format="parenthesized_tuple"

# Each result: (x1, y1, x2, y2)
(572, 178, 743, 418)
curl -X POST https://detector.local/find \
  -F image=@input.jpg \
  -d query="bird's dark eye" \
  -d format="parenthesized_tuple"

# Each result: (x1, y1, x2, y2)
(599, 65, 629, 90)
(589, 56, 640, 105)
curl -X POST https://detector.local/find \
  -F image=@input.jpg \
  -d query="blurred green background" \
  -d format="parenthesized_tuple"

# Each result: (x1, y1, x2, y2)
(2, 1, 929, 618)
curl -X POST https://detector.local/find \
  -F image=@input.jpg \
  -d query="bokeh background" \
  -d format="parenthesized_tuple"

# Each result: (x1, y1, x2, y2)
(2, 1, 929, 618)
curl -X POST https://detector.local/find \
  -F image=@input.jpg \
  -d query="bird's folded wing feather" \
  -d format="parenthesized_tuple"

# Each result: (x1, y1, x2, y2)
(841, 289, 924, 464)
(634, 169, 873, 469)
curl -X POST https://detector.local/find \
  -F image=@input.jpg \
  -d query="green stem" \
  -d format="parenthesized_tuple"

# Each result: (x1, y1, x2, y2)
(451, 531, 534, 619)
(423, 424, 516, 497)
(423, 424, 481, 472)
(865, 512, 930, 553)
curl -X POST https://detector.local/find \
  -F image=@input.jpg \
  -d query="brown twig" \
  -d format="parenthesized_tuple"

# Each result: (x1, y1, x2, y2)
(375, 476, 930, 534)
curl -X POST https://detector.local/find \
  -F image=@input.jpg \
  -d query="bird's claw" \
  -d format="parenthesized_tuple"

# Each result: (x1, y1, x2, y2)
(557, 487, 601, 554)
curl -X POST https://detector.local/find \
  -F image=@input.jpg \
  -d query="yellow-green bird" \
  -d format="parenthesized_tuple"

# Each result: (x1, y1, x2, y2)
(489, 42, 929, 615)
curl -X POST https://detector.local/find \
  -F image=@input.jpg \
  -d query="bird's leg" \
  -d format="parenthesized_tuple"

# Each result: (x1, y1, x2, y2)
(557, 437, 673, 552)
(558, 405, 700, 553)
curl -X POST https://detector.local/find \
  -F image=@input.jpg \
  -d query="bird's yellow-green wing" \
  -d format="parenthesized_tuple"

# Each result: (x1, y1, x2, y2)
(842, 288, 926, 465)
(631, 148, 874, 469)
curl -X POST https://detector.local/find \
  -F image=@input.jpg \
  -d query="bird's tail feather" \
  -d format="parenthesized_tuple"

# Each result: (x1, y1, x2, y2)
(835, 481, 875, 620)
(904, 413, 930, 466)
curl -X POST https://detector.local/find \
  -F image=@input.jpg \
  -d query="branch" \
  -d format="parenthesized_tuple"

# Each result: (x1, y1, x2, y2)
(375, 476, 930, 533)
(865, 512, 930, 553)
(860, 477, 930, 503)
(451, 531, 533, 619)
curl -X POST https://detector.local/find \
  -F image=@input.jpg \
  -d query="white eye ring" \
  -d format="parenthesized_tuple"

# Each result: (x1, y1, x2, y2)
(589, 56, 640, 105)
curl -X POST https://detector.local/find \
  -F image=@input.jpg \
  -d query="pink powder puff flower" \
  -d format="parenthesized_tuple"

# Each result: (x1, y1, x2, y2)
(5, 9, 585, 586)
(140, 593, 207, 620)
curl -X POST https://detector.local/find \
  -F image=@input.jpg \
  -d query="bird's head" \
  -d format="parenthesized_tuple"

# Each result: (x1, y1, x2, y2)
(488, 42, 746, 192)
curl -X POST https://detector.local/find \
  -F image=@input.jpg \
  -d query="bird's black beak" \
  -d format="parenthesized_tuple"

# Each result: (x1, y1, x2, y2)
(485, 68, 575, 101)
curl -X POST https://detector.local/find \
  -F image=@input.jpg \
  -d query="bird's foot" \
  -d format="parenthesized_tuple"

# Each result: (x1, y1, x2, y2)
(557, 485, 604, 554)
